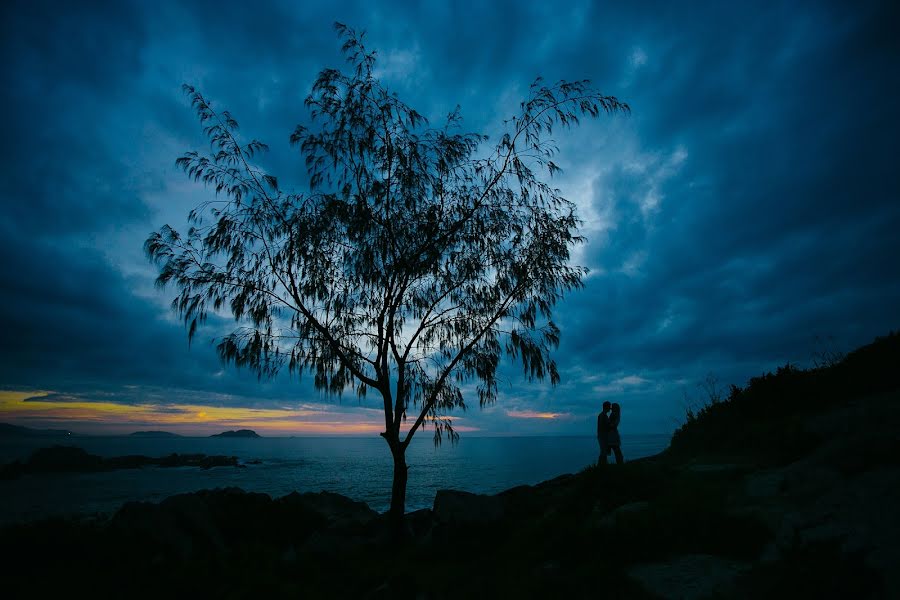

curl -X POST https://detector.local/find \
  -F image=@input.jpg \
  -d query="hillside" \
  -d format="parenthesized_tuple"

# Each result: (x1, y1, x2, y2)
(0, 332, 897, 598)
(0, 423, 72, 438)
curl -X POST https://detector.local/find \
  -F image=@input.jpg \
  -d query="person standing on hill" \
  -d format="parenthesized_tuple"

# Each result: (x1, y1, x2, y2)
(607, 403, 624, 465)
(597, 401, 611, 464)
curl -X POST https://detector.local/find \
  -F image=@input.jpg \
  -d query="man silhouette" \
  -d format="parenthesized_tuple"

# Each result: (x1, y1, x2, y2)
(608, 402, 624, 465)
(597, 401, 611, 464)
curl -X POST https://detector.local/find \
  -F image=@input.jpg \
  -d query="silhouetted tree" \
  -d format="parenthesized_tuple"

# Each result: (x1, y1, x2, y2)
(146, 23, 628, 527)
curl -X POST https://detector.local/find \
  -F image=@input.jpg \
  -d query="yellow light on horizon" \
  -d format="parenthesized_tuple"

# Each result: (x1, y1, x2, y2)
(0, 390, 479, 436)
(506, 409, 566, 420)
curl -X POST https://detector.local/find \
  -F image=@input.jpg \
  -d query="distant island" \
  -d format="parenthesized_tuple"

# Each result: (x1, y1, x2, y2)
(128, 431, 182, 438)
(210, 429, 260, 438)
(0, 423, 72, 438)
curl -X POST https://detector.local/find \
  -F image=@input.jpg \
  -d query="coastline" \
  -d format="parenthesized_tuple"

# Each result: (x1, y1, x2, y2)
(0, 434, 671, 524)
(2, 334, 898, 596)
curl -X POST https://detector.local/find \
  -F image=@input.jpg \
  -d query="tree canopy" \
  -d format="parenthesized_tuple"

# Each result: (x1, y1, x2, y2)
(146, 23, 628, 519)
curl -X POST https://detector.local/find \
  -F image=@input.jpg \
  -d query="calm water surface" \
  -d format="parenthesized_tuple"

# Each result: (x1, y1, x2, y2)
(0, 434, 670, 524)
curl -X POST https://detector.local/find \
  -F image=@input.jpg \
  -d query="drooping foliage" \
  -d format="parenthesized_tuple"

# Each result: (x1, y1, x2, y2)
(146, 23, 628, 448)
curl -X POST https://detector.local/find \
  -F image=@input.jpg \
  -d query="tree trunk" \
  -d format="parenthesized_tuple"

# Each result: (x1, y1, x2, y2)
(388, 444, 408, 538)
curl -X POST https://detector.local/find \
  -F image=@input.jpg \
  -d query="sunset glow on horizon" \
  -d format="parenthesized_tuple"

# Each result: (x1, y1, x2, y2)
(506, 410, 569, 420)
(0, 390, 479, 437)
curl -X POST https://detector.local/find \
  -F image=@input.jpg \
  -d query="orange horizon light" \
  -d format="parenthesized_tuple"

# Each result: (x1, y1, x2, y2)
(0, 390, 480, 436)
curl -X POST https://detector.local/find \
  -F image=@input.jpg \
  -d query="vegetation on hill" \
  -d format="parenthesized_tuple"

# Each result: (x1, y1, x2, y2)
(669, 331, 899, 465)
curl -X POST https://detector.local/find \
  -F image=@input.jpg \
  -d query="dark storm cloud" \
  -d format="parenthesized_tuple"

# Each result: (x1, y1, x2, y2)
(0, 0, 152, 236)
(0, 221, 247, 396)
(0, 184, 316, 405)
(1, 0, 897, 433)
(559, 0, 900, 377)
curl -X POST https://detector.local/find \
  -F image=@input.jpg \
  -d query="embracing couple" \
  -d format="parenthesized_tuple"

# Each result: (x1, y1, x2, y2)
(597, 401, 624, 465)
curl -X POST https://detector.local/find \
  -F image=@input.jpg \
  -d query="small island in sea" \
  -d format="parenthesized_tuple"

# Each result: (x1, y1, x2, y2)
(210, 429, 260, 438)
(128, 430, 182, 438)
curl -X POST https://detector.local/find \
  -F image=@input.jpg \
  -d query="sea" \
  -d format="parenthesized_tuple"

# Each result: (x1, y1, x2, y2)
(0, 434, 671, 524)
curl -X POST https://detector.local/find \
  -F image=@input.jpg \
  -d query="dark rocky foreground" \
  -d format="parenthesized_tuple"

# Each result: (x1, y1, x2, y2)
(1, 332, 898, 598)
(0, 446, 242, 479)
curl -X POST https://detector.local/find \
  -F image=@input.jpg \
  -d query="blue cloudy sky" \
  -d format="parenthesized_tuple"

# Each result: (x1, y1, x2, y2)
(1, 0, 898, 437)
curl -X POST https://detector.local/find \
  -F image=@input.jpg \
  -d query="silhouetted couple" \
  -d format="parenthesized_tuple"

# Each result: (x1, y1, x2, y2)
(597, 401, 624, 465)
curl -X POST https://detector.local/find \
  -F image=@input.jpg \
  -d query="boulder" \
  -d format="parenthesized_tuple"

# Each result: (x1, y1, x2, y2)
(111, 487, 278, 559)
(300, 529, 369, 555)
(769, 466, 900, 596)
(112, 501, 196, 560)
(160, 491, 226, 553)
(279, 491, 377, 527)
(433, 490, 504, 524)
(628, 554, 751, 599)
(590, 500, 651, 530)
(744, 469, 787, 499)
(404, 508, 434, 541)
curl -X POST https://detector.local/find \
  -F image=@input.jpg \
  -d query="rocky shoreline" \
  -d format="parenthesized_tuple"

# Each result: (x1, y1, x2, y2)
(0, 445, 243, 480)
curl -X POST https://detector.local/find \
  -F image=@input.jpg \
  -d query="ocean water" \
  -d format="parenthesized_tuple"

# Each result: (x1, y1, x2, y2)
(0, 434, 670, 524)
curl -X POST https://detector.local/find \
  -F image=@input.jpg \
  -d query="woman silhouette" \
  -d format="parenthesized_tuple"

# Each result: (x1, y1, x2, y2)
(607, 403, 624, 464)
